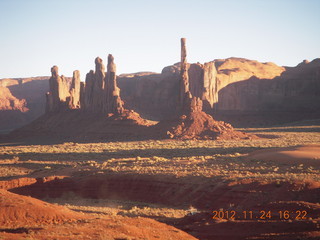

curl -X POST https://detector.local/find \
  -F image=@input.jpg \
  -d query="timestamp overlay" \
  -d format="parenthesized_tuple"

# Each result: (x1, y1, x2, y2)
(212, 210, 310, 221)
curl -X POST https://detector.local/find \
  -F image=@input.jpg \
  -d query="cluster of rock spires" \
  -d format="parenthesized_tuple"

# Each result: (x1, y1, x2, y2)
(8, 38, 254, 142)
(46, 54, 124, 115)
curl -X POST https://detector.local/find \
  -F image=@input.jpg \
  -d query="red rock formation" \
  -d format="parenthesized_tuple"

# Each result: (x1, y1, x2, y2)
(46, 66, 71, 112)
(162, 38, 254, 140)
(0, 77, 48, 132)
(188, 62, 217, 109)
(92, 57, 105, 112)
(3, 40, 320, 135)
(0, 87, 28, 112)
(83, 70, 94, 110)
(104, 54, 124, 114)
(179, 38, 190, 111)
(69, 70, 81, 109)
(82, 55, 124, 115)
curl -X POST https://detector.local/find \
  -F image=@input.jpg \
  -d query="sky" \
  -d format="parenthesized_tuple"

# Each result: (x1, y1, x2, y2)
(0, 0, 319, 78)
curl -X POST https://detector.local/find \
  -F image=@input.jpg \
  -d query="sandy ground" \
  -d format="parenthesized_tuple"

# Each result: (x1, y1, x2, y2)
(0, 123, 319, 240)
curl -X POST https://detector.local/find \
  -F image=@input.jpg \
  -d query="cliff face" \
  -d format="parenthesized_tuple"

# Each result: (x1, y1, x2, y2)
(216, 58, 320, 113)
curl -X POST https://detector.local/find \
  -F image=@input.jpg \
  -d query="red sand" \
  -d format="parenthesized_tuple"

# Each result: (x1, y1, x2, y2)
(247, 144, 320, 166)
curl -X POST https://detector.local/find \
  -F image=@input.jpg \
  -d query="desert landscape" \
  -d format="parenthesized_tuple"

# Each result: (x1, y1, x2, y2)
(1, 1, 320, 238)
(0, 35, 319, 240)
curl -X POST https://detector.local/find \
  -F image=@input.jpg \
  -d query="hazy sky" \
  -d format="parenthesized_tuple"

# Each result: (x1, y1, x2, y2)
(0, 0, 319, 78)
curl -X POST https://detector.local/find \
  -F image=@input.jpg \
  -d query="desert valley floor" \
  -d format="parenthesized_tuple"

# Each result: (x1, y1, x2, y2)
(0, 120, 319, 240)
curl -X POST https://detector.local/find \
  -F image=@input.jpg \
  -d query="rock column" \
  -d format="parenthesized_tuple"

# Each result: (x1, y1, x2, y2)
(105, 54, 124, 114)
(46, 65, 70, 112)
(178, 38, 201, 114)
(69, 70, 81, 109)
(92, 57, 105, 112)
(179, 38, 190, 109)
(84, 70, 94, 111)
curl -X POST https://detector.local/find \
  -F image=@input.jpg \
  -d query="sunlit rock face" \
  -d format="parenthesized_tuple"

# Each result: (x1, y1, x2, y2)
(46, 55, 124, 115)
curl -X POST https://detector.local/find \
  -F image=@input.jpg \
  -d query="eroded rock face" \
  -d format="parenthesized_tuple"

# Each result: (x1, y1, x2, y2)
(92, 57, 105, 112)
(46, 55, 125, 115)
(188, 62, 217, 110)
(46, 66, 70, 112)
(104, 54, 124, 114)
(69, 70, 81, 109)
(161, 38, 253, 140)
(83, 70, 94, 110)
(214, 58, 286, 111)
(179, 38, 190, 110)
(118, 56, 319, 122)
(0, 87, 28, 112)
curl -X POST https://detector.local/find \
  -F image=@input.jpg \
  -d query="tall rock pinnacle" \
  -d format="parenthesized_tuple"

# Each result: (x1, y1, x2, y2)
(69, 70, 81, 109)
(83, 70, 94, 110)
(92, 57, 105, 112)
(178, 38, 202, 114)
(179, 38, 190, 109)
(46, 65, 70, 112)
(105, 54, 124, 114)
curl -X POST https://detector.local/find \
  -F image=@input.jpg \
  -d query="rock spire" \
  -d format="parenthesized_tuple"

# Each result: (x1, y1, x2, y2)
(179, 38, 202, 114)
(46, 54, 125, 115)
(46, 66, 70, 112)
(104, 54, 124, 114)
